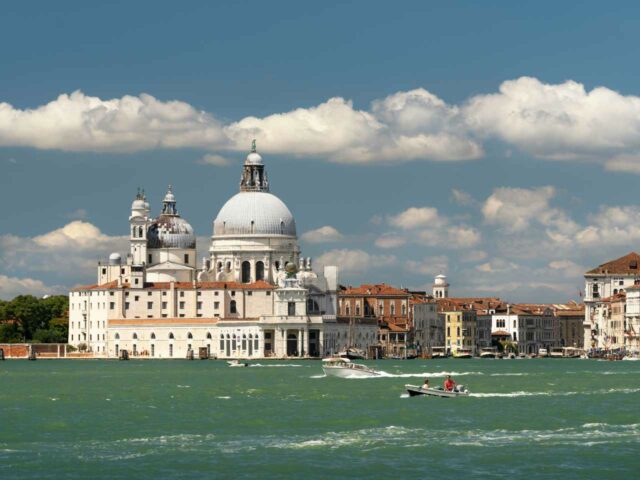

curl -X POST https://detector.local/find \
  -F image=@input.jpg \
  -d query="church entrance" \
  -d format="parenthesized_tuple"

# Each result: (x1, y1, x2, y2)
(287, 332, 298, 356)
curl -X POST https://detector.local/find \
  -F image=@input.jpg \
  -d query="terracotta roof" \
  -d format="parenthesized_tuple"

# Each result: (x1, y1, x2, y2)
(73, 280, 275, 292)
(340, 283, 409, 297)
(492, 330, 511, 336)
(437, 297, 503, 312)
(586, 252, 640, 275)
(381, 323, 409, 333)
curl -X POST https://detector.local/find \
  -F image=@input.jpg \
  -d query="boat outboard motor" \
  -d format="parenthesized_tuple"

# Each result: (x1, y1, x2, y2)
(456, 384, 467, 393)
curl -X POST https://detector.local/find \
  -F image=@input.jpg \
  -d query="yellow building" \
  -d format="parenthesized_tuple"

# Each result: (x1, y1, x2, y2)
(440, 309, 477, 355)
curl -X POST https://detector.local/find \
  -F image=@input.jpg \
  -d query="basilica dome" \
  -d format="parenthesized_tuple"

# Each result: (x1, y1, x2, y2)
(147, 186, 196, 249)
(213, 191, 296, 237)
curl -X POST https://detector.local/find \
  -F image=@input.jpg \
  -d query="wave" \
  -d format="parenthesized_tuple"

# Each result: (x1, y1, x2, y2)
(489, 373, 530, 376)
(470, 387, 640, 398)
(376, 371, 485, 378)
(249, 363, 302, 368)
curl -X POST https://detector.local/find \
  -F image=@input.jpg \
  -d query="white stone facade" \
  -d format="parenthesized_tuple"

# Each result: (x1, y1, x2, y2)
(68, 144, 378, 359)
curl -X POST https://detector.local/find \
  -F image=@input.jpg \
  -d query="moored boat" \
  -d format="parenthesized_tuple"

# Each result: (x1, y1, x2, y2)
(452, 347, 473, 359)
(405, 384, 470, 397)
(322, 357, 381, 378)
(431, 347, 449, 358)
(337, 347, 367, 360)
(479, 347, 498, 358)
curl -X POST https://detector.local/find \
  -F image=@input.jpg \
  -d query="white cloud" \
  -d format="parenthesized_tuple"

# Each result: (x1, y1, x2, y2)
(482, 186, 577, 239)
(476, 258, 519, 273)
(0, 91, 225, 152)
(0, 274, 63, 299)
(0, 221, 127, 279)
(388, 207, 443, 230)
(374, 234, 407, 249)
(315, 249, 396, 274)
(604, 154, 640, 174)
(575, 206, 640, 247)
(198, 153, 232, 166)
(405, 255, 448, 276)
(301, 226, 343, 243)
(451, 188, 477, 207)
(464, 76, 640, 160)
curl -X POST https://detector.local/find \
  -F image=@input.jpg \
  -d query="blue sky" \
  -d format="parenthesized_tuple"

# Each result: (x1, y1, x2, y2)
(2, 0, 640, 301)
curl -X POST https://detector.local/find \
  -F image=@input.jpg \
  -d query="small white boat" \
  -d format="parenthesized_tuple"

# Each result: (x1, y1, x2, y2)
(227, 359, 248, 367)
(405, 384, 470, 398)
(479, 347, 498, 358)
(431, 347, 449, 358)
(452, 347, 473, 359)
(538, 348, 549, 357)
(322, 357, 381, 378)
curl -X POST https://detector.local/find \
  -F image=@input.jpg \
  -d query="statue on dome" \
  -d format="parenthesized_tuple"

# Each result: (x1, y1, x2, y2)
(251, 139, 257, 153)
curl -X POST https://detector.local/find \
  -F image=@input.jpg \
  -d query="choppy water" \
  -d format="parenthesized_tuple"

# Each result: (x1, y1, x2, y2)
(1, 359, 639, 479)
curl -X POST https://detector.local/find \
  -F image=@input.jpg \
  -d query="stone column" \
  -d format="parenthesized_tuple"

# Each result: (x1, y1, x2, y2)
(319, 329, 324, 357)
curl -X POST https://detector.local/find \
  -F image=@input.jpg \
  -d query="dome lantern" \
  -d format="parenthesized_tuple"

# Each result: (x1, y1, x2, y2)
(240, 140, 269, 192)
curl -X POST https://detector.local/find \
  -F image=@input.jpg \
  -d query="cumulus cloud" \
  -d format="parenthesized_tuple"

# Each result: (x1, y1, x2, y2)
(574, 206, 640, 247)
(405, 255, 449, 276)
(301, 226, 343, 243)
(0, 274, 64, 299)
(604, 154, 640, 174)
(0, 91, 225, 152)
(374, 234, 407, 249)
(451, 188, 477, 207)
(464, 76, 640, 161)
(0, 221, 127, 280)
(387, 207, 443, 230)
(198, 153, 232, 166)
(315, 249, 396, 274)
(482, 186, 577, 238)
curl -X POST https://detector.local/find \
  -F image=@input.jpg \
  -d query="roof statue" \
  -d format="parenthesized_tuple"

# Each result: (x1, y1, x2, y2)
(251, 139, 257, 153)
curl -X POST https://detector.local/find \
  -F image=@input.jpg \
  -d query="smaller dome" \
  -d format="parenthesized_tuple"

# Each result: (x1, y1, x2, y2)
(246, 152, 263, 165)
(148, 215, 196, 249)
(131, 198, 146, 210)
(109, 252, 122, 265)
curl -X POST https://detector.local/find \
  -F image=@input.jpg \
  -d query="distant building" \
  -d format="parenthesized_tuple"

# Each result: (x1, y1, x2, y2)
(583, 252, 640, 350)
(411, 295, 442, 355)
(491, 304, 558, 355)
(554, 301, 585, 349)
(338, 284, 410, 356)
(432, 274, 449, 299)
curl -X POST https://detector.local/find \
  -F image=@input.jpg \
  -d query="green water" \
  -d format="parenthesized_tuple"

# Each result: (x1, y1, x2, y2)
(1, 359, 639, 479)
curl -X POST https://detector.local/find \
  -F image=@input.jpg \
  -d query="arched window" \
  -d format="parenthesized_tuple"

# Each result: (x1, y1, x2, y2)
(187, 332, 193, 339)
(133, 332, 138, 340)
(275, 261, 280, 271)
(256, 261, 265, 281)
(169, 332, 174, 340)
(138, 226, 143, 237)
(206, 332, 212, 339)
(151, 333, 156, 340)
(226, 261, 231, 272)
(402, 304, 406, 315)
(230, 300, 237, 314)
(280, 220, 285, 234)
(217, 262, 223, 272)
(241, 261, 251, 283)
(346, 305, 350, 315)
(391, 304, 396, 316)
(115, 333, 120, 340)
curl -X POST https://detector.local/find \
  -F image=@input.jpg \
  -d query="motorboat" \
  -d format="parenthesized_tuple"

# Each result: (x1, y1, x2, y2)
(549, 347, 564, 358)
(227, 359, 248, 367)
(337, 347, 367, 360)
(405, 384, 470, 398)
(479, 347, 498, 358)
(452, 347, 473, 359)
(322, 357, 381, 378)
(538, 348, 548, 357)
(431, 347, 449, 358)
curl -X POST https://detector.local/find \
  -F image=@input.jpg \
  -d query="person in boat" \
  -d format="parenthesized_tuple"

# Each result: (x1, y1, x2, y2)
(443, 375, 456, 392)
(422, 378, 430, 390)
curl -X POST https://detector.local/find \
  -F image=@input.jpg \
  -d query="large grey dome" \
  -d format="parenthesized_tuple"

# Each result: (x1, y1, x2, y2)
(213, 191, 296, 237)
(147, 215, 196, 248)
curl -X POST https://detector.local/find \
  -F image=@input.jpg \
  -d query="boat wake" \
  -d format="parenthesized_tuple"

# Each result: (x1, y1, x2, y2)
(470, 387, 640, 398)
(376, 371, 484, 379)
(249, 363, 302, 368)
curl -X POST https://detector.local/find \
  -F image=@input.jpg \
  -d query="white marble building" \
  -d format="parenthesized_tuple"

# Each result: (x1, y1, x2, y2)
(68, 143, 378, 359)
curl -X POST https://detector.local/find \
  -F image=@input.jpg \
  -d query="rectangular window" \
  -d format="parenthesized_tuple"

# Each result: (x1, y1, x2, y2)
(288, 302, 296, 316)
(179, 314, 185, 318)
(162, 314, 167, 318)
(125, 302, 130, 309)
(197, 302, 202, 309)
(148, 291, 152, 296)
(162, 302, 167, 309)
(231, 291, 236, 296)
(147, 302, 153, 309)
(101, 268, 106, 275)
(197, 291, 201, 296)
(266, 291, 271, 296)
(134, 278, 139, 285)
(134, 296, 139, 301)
(214, 301, 220, 309)
(179, 301, 185, 309)
(248, 291, 252, 296)
(184, 254, 189, 264)
(110, 291, 114, 296)
(162, 291, 167, 296)
(148, 254, 152, 264)
(180, 291, 185, 297)
(215, 291, 219, 296)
